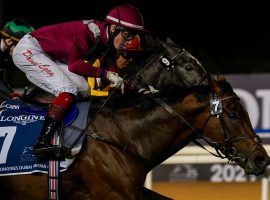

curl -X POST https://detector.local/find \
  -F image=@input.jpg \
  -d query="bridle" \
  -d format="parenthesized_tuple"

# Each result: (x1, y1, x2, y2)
(133, 48, 208, 94)
(132, 49, 261, 165)
(87, 46, 261, 167)
(155, 87, 262, 165)
(196, 93, 262, 164)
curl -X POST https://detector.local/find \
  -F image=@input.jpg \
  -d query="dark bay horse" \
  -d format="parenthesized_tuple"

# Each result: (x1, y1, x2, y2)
(0, 75, 269, 199)
(0, 38, 269, 199)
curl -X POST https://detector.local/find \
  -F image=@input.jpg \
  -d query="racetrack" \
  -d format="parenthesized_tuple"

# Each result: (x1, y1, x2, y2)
(153, 181, 261, 200)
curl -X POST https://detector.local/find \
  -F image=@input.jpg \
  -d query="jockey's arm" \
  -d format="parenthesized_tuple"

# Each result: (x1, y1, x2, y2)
(67, 33, 123, 92)
(67, 34, 107, 78)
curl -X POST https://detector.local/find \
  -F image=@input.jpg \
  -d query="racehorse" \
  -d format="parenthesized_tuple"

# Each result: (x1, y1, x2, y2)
(0, 38, 269, 200)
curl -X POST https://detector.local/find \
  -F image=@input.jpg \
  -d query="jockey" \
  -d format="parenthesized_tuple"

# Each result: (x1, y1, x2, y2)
(12, 4, 146, 156)
(0, 19, 34, 94)
(89, 34, 143, 97)
(0, 19, 34, 57)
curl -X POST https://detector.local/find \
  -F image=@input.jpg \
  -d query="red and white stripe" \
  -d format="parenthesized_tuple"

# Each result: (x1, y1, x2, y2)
(106, 16, 144, 30)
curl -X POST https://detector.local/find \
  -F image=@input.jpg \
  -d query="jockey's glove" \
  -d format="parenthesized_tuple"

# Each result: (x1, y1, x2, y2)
(106, 71, 124, 94)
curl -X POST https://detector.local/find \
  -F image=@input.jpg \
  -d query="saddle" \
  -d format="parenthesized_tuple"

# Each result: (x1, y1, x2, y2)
(0, 98, 91, 175)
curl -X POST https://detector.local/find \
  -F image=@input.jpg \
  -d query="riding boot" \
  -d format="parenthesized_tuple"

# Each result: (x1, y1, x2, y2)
(33, 92, 75, 157)
(33, 116, 59, 156)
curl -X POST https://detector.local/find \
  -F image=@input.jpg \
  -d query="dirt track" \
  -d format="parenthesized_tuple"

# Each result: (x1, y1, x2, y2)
(153, 181, 262, 200)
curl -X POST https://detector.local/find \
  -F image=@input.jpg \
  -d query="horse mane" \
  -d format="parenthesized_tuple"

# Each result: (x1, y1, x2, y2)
(94, 79, 233, 112)
(217, 78, 234, 92)
(142, 34, 162, 52)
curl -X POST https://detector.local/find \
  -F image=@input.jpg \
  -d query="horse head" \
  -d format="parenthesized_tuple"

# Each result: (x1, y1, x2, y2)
(128, 35, 208, 93)
(107, 68, 270, 177)
(146, 75, 270, 176)
(195, 76, 270, 175)
(124, 39, 270, 175)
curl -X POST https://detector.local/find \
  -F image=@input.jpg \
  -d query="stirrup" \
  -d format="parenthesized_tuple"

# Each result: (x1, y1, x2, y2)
(34, 145, 71, 159)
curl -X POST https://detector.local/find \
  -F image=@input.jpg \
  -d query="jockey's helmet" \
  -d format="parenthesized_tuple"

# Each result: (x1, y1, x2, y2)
(0, 19, 34, 42)
(105, 4, 145, 32)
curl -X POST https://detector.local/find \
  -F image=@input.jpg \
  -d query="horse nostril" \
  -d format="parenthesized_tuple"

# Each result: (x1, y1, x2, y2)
(254, 156, 268, 166)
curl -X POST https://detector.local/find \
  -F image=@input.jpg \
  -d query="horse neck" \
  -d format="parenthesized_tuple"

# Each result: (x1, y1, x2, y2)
(111, 99, 196, 170)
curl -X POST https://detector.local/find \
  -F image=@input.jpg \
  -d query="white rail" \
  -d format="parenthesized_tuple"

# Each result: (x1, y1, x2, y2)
(144, 145, 270, 200)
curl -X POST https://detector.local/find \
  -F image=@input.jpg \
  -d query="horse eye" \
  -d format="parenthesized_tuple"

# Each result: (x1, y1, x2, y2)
(228, 112, 237, 118)
(136, 75, 142, 82)
(185, 64, 194, 71)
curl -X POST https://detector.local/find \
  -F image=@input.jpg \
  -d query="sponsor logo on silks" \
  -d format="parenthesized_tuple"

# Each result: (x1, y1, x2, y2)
(0, 115, 45, 125)
(22, 50, 54, 77)
(0, 101, 20, 115)
(0, 101, 45, 125)
(0, 107, 6, 116)
(0, 101, 20, 113)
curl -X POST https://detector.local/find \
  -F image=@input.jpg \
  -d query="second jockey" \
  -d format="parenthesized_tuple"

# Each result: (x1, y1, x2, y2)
(1, 18, 34, 57)
(0, 19, 34, 94)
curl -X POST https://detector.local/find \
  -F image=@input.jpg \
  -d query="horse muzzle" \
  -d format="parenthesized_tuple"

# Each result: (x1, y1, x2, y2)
(244, 154, 270, 175)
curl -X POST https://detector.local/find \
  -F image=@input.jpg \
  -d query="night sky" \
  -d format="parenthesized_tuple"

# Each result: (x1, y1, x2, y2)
(2, 0, 270, 74)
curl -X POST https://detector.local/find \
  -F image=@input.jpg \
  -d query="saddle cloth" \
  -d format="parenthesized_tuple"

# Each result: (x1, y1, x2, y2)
(0, 98, 90, 176)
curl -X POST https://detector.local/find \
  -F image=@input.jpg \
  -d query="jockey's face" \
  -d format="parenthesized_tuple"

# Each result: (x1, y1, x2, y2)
(110, 25, 136, 50)
(116, 52, 133, 69)
(113, 32, 127, 50)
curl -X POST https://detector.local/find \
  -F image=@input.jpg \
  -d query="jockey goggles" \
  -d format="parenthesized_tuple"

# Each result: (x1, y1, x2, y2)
(118, 50, 136, 59)
(119, 27, 137, 41)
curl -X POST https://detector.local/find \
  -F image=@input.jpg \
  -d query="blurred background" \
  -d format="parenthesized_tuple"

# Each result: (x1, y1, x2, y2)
(1, 0, 270, 74)
(1, 1, 270, 199)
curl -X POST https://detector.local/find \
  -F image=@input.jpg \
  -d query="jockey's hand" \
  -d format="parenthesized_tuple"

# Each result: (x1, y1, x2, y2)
(106, 71, 124, 94)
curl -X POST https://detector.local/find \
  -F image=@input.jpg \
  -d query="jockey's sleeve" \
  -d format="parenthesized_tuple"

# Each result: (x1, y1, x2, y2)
(68, 33, 106, 78)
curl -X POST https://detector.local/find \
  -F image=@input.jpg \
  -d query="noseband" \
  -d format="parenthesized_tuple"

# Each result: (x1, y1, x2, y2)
(155, 91, 262, 165)
(199, 94, 261, 163)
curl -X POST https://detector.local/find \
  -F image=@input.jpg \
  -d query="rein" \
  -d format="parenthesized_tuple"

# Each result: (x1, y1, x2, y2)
(82, 45, 259, 167)
(155, 92, 261, 164)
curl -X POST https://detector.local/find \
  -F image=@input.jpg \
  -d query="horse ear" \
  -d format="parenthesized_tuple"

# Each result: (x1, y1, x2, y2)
(166, 37, 175, 45)
(210, 77, 222, 94)
(161, 37, 179, 50)
(143, 34, 161, 49)
(160, 40, 169, 49)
